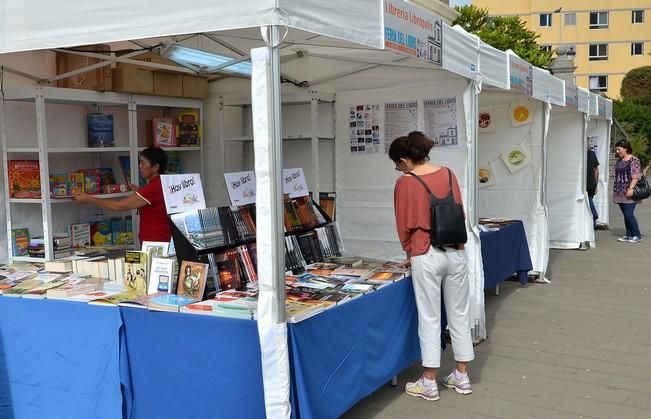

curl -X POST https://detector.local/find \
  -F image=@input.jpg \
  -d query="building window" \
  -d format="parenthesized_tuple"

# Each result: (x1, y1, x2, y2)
(632, 42, 644, 56)
(632, 10, 644, 24)
(589, 11, 609, 29)
(540, 45, 552, 53)
(564, 13, 576, 26)
(589, 75, 608, 93)
(589, 44, 608, 61)
(540, 13, 552, 27)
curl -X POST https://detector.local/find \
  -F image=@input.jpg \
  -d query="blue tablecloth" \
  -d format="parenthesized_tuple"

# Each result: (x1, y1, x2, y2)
(0, 298, 124, 419)
(119, 307, 265, 419)
(288, 277, 420, 419)
(480, 221, 533, 289)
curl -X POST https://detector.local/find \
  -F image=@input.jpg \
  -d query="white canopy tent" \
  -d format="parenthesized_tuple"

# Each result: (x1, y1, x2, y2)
(587, 92, 613, 228)
(546, 81, 596, 249)
(476, 47, 551, 277)
(0, 1, 485, 417)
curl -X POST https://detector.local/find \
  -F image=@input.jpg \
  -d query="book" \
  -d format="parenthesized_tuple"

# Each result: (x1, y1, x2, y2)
(148, 257, 177, 294)
(68, 172, 85, 195)
(215, 250, 242, 291)
(87, 113, 114, 147)
(167, 152, 181, 174)
(331, 267, 372, 278)
(8, 160, 41, 198)
(46, 277, 103, 300)
(117, 291, 167, 309)
(177, 110, 200, 146)
(148, 293, 198, 312)
(67, 287, 126, 303)
(98, 168, 116, 188)
(365, 270, 406, 284)
(124, 251, 149, 294)
(118, 155, 131, 185)
(152, 117, 178, 147)
(3, 279, 44, 297)
(50, 172, 70, 197)
(89, 288, 143, 306)
(284, 300, 325, 323)
(11, 228, 30, 257)
(177, 261, 208, 300)
(90, 220, 113, 246)
(22, 278, 69, 299)
(141, 241, 170, 258)
(80, 169, 101, 194)
(69, 223, 91, 248)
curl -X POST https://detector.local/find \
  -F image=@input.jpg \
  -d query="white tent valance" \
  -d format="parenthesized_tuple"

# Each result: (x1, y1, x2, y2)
(478, 42, 509, 91)
(578, 87, 591, 114)
(443, 24, 480, 81)
(532, 67, 550, 103)
(549, 75, 565, 107)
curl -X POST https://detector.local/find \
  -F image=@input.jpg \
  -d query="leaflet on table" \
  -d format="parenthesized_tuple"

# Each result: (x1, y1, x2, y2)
(224, 171, 256, 206)
(160, 173, 206, 214)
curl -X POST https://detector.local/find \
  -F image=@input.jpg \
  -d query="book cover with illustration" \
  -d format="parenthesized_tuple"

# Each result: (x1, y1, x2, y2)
(97, 168, 116, 188)
(68, 172, 85, 195)
(90, 220, 112, 246)
(81, 169, 101, 194)
(124, 251, 149, 295)
(148, 293, 198, 312)
(49, 173, 70, 197)
(8, 160, 41, 198)
(11, 228, 30, 256)
(176, 261, 208, 300)
(152, 117, 177, 147)
(177, 110, 200, 146)
(87, 113, 115, 147)
(69, 223, 91, 248)
(148, 256, 176, 294)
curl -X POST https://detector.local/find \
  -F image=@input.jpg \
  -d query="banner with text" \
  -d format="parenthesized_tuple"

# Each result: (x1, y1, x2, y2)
(383, 0, 442, 66)
(160, 173, 206, 214)
(283, 168, 309, 198)
(509, 55, 533, 96)
(224, 171, 257, 206)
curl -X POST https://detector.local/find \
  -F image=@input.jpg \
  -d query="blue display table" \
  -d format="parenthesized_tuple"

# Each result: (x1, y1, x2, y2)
(480, 220, 533, 289)
(0, 298, 124, 419)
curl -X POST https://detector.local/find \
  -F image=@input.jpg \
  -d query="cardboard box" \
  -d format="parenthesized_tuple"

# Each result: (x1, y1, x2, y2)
(116, 51, 183, 72)
(154, 72, 183, 97)
(56, 44, 112, 91)
(182, 75, 208, 98)
(111, 67, 154, 94)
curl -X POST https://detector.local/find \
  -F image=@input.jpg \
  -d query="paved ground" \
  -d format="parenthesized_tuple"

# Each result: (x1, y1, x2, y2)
(344, 200, 651, 419)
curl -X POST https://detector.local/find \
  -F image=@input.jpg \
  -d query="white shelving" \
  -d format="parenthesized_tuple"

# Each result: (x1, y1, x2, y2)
(12, 255, 46, 263)
(1, 86, 204, 262)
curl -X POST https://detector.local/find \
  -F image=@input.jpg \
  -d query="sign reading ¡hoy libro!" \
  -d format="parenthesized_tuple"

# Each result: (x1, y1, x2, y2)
(283, 168, 309, 198)
(383, 0, 442, 66)
(160, 174, 206, 214)
(224, 171, 257, 206)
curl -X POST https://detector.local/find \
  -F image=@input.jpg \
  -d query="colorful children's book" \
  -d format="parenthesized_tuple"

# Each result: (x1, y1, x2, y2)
(177, 110, 200, 146)
(68, 172, 85, 195)
(69, 223, 91, 248)
(90, 220, 112, 246)
(176, 261, 208, 300)
(97, 168, 116, 188)
(152, 117, 178, 147)
(8, 160, 41, 198)
(49, 172, 70, 198)
(11, 228, 30, 256)
(87, 113, 115, 147)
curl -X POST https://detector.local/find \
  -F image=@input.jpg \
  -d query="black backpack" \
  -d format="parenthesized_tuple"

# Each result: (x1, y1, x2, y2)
(407, 168, 467, 249)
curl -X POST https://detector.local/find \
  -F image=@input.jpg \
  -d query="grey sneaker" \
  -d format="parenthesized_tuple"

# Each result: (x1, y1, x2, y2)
(405, 377, 440, 401)
(441, 370, 472, 395)
(629, 236, 643, 243)
(617, 236, 630, 242)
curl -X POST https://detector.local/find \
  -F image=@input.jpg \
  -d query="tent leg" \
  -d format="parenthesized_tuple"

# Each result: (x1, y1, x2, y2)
(391, 376, 398, 387)
(494, 284, 500, 296)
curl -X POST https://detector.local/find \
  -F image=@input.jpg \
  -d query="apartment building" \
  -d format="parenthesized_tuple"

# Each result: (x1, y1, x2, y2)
(473, 0, 651, 98)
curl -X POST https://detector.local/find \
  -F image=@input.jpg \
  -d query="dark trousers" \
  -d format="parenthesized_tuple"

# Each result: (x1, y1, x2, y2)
(588, 193, 598, 228)
(618, 203, 641, 238)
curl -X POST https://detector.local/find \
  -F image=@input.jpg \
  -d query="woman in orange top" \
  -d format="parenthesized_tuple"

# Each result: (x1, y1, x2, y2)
(390, 131, 474, 402)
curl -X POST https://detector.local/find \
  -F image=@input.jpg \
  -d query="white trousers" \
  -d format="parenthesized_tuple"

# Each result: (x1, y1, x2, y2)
(411, 246, 475, 368)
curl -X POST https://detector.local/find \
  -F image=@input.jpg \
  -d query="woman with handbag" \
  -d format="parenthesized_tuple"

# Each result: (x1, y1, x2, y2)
(613, 139, 643, 243)
(389, 131, 474, 402)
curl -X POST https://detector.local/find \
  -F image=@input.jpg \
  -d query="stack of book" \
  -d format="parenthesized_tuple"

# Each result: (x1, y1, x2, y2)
(171, 207, 225, 249)
(283, 196, 326, 232)
(218, 205, 256, 243)
(26, 235, 72, 259)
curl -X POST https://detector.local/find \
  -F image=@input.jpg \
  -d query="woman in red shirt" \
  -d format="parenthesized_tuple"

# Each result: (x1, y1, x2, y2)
(75, 147, 172, 243)
(389, 131, 474, 402)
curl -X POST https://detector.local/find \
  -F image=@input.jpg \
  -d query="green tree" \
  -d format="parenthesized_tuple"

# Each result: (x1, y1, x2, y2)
(453, 5, 553, 69)
(620, 66, 651, 105)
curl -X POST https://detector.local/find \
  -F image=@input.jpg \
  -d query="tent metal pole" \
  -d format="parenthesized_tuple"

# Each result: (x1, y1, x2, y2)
(308, 56, 409, 86)
(269, 25, 286, 323)
(0, 65, 41, 82)
(310, 96, 320, 204)
(51, 49, 197, 74)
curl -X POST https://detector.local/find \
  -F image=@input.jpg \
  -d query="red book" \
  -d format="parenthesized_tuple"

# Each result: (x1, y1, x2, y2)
(8, 160, 41, 198)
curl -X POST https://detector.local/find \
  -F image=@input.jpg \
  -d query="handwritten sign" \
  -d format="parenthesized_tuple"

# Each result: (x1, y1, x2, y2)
(283, 168, 309, 198)
(224, 171, 257, 205)
(383, 0, 442, 66)
(509, 55, 533, 96)
(160, 174, 206, 214)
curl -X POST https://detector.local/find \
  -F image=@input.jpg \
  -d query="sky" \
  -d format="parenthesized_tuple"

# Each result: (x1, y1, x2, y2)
(450, 0, 471, 6)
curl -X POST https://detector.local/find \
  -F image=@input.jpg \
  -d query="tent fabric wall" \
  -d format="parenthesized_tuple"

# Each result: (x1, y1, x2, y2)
(532, 68, 551, 103)
(334, 76, 486, 339)
(478, 92, 548, 274)
(578, 88, 590, 114)
(549, 77, 565, 107)
(588, 118, 611, 227)
(546, 107, 594, 248)
(0, 0, 384, 54)
(478, 42, 509, 90)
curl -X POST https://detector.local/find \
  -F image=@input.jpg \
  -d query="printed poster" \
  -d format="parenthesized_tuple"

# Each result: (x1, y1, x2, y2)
(510, 101, 534, 127)
(509, 55, 533, 96)
(501, 144, 531, 174)
(478, 162, 496, 188)
(424, 97, 458, 147)
(160, 173, 206, 214)
(224, 171, 256, 205)
(384, 0, 443, 66)
(384, 101, 419, 153)
(349, 104, 381, 154)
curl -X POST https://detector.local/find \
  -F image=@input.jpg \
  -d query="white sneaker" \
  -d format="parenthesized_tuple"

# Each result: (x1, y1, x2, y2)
(405, 377, 440, 401)
(441, 370, 472, 395)
(617, 236, 630, 242)
(629, 236, 643, 243)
